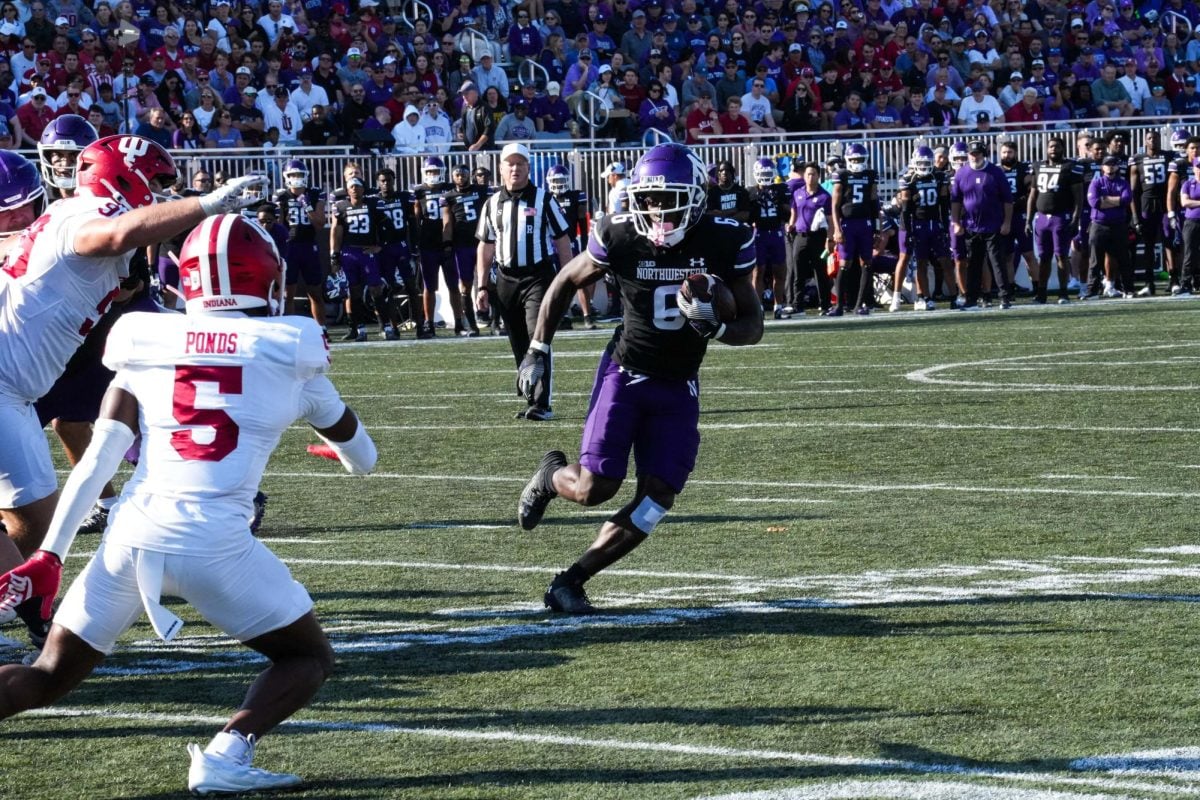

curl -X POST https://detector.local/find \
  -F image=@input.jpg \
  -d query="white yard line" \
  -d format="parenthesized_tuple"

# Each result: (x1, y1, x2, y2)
(1040, 474, 1139, 481)
(290, 420, 1200, 434)
(19, 709, 1198, 798)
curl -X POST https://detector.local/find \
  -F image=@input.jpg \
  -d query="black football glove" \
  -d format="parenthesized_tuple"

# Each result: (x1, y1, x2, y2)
(517, 347, 549, 400)
(687, 318, 726, 339)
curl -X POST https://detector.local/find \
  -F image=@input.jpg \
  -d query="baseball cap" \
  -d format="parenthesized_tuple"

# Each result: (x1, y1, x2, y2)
(789, 43, 803, 53)
(649, 48, 664, 57)
(547, 80, 561, 94)
(510, 97, 526, 109)
(243, 85, 258, 95)
(1010, 71, 1023, 80)
(972, 80, 986, 91)
(1102, 155, 1121, 166)
(974, 28, 988, 37)
(967, 138, 987, 153)
(1071, 17, 1084, 26)
(54, 15, 69, 25)
(801, 67, 814, 77)
(1153, 82, 1166, 91)
(1032, 59, 1045, 67)
(579, 49, 593, 60)
(598, 64, 612, 74)
(602, 162, 625, 176)
(480, 51, 493, 59)
(1022, 87, 1038, 96)
(500, 142, 530, 162)
(274, 85, 289, 98)
(197, 68, 210, 78)
(236, 66, 253, 76)
(664, 12, 678, 22)
(1049, 28, 1063, 36)
(347, 47, 362, 57)
(299, 67, 312, 76)
(975, 110, 989, 122)
(1080, 46, 1093, 55)
(30, 86, 46, 97)
(1187, 75, 1197, 85)
(140, 74, 157, 85)
(880, 59, 892, 69)
(348, 176, 364, 186)
(459, 80, 478, 93)
(459, 54, 472, 64)
(935, 81, 947, 90)
(952, 36, 965, 44)
(835, 19, 847, 28)
(1048, 47, 1063, 56)
(632, 8, 645, 16)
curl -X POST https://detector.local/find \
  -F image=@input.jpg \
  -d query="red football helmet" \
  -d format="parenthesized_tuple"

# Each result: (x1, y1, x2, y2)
(75, 134, 177, 211)
(179, 214, 284, 314)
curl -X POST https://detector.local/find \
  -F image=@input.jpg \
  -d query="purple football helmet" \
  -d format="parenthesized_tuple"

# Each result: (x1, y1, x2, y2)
(845, 142, 868, 173)
(546, 164, 570, 194)
(910, 145, 934, 176)
(753, 157, 776, 186)
(949, 141, 969, 169)
(0, 150, 46, 233)
(627, 142, 708, 248)
(37, 113, 98, 191)
(283, 158, 309, 190)
(1171, 127, 1190, 157)
(422, 156, 446, 185)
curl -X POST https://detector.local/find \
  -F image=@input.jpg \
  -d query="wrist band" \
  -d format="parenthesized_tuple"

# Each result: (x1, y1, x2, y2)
(529, 340, 550, 353)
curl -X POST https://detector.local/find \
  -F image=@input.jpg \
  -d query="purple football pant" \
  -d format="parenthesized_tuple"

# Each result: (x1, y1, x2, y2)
(286, 240, 323, 286)
(837, 218, 873, 264)
(898, 219, 939, 261)
(420, 248, 456, 292)
(950, 229, 967, 261)
(340, 248, 382, 287)
(1034, 212, 1072, 257)
(379, 242, 414, 286)
(157, 254, 178, 295)
(755, 228, 786, 264)
(580, 349, 700, 495)
(453, 246, 476, 284)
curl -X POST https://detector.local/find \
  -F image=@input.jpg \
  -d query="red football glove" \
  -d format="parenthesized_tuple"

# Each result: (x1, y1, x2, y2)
(0, 550, 62, 620)
(306, 443, 339, 462)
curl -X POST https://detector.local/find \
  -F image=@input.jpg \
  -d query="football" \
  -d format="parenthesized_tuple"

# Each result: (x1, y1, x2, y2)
(679, 273, 738, 322)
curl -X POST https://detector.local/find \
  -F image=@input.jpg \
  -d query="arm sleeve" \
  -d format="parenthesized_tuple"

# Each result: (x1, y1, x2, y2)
(585, 215, 612, 268)
(732, 223, 756, 274)
(299, 374, 348, 429)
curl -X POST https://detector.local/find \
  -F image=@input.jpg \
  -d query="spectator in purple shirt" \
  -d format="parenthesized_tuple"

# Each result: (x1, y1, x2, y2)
(950, 139, 1014, 308)
(786, 161, 833, 313)
(637, 79, 676, 138)
(507, 8, 542, 66)
(533, 81, 573, 139)
(1072, 47, 1102, 81)
(899, 91, 930, 127)
(1084, 154, 1135, 296)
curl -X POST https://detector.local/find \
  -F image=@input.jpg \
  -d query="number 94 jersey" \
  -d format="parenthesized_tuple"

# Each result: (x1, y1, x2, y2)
(586, 214, 755, 381)
(101, 312, 346, 556)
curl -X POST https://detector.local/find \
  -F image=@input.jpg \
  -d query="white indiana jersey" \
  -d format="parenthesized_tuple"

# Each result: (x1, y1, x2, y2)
(102, 311, 345, 557)
(0, 194, 133, 402)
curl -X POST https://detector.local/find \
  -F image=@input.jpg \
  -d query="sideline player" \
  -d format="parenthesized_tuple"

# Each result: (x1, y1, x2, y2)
(830, 142, 879, 315)
(274, 158, 327, 327)
(545, 163, 597, 329)
(0, 213, 376, 795)
(330, 175, 394, 341)
(413, 156, 464, 336)
(1129, 130, 1169, 295)
(1027, 136, 1083, 304)
(0, 135, 265, 640)
(374, 167, 427, 338)
(892, 144, 944, 311)
(512, 142, 763, 614)
(441, 164, 488, 336)
(748, 157, 791, 318)
(998, 140, 1035, 296)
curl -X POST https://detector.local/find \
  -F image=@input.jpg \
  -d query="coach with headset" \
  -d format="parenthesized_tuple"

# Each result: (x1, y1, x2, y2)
(476, 142, 574, 421)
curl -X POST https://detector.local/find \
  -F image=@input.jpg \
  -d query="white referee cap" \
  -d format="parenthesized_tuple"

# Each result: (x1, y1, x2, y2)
(500, 142, 530, 163)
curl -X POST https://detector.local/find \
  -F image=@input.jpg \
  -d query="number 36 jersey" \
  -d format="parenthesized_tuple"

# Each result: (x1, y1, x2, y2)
(0, 195, 134, 403)
(102, 312, 346, 556)
(586, 214, 755, 381)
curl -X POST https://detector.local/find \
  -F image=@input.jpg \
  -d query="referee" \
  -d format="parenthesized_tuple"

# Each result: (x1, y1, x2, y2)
(476, 142, 574, 421)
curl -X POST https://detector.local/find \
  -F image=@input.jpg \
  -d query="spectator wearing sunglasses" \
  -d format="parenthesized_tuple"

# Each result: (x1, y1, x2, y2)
(508, 8, 541, 69)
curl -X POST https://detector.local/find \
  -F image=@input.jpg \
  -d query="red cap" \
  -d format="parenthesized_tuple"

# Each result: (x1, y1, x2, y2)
(331, 2, 347, 13)
(879, 59, 892, 68)
(36, 51, 51, 64)
(801, 66, 814, 77)
(196, 67, 209, 78)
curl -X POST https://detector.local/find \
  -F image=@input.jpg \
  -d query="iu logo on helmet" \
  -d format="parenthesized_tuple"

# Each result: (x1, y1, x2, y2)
(116, 136, 151, 165)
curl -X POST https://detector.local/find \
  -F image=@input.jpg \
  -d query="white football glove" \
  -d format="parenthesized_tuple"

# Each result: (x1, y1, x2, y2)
(199, 174, 269, 216)
(677, 285, 719, 324)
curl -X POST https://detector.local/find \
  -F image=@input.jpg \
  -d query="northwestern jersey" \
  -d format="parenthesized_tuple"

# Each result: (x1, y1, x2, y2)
(274, 187, 326, 243)
(552, 188, 590, 242)
(412, 182, 451, 250)
(585, 214, 755, 381)
(374, 189, 413, 246)
(1033, 159, 1085, 215)
(706, 184, 750, 216)
(102, 311, 343, 557)
(898, 171, 945, 221)
(443, 185, 490, 247)
(835, 169, 879, 219)
(334, 196, 389, 249)
(999, 161, 1031, 212)
(1171, 155, 1193, 207)
(0, 195, 133, 402)
(748, 184, 790, 229)
(1133, 151, 1170, 214)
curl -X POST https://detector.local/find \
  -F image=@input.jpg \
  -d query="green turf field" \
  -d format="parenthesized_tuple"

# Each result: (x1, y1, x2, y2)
(6, 299, 1200, 799)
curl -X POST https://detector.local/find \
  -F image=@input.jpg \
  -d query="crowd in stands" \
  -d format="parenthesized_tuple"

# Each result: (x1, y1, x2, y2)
(0, 0, 1191, 154)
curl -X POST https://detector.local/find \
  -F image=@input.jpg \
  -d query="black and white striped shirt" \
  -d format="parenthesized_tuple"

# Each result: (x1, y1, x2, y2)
(476, 183, 570, 273)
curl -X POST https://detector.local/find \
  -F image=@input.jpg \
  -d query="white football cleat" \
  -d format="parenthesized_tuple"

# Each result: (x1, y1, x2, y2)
(889, 294, 902, 312)
(187, 740, 302, 796)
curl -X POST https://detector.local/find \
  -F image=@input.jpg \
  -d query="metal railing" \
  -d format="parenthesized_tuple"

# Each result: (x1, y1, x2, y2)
(459, 28, 494, 66)
(518, 58, 549, 89)
(1164, 9, 1193, 40)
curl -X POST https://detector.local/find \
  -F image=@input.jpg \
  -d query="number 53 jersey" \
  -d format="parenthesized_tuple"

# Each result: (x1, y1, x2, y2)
(586, 214, 755, 381)
(102, 312, 346, 556)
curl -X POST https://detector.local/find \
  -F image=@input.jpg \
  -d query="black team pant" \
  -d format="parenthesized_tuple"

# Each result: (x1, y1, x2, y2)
(1181, 218, 1200, 292)
(964, 231, 1012, 306)
(787, 230, 832, 312)
(1086, 222, 1134, 295)
(497, 265, 555, 412)
(1139, 210, 1164, 289)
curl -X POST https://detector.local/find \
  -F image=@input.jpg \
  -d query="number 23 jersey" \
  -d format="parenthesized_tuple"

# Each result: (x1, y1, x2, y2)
(102, 312, 346, 556)
(0, 195, 134, 403)
(586, 214, 755, 381)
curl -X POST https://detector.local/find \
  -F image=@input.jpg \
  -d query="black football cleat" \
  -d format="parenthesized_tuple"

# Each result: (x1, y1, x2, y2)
(250, 491, 268, 534)
(544, 574, 596, 615)
(14, 598, 50, 649)
(518, 450, 567, 530)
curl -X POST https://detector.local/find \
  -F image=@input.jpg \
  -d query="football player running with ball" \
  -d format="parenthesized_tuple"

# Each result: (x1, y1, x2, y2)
(514, 143, 763, 614)
(0, 214, 376, 796)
